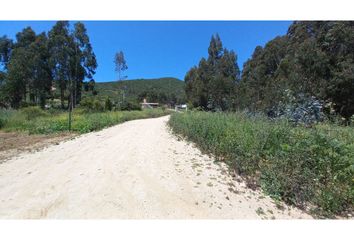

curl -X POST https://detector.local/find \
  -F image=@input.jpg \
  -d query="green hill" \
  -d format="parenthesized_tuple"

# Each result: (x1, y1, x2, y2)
(83, 77, 186, 105)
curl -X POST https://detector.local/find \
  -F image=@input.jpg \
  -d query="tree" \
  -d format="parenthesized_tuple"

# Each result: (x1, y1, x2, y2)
(185, 66, 200, 107)
(0, 35, 13, 68)
(48, 21, 97, 109)
(237, 21, 354, 120)
(29, 32, 53, 108)
(240, 36, 288, 111)
(3, 47, 30, 108)
(209, 49, 240, 110)
(2, 27, 37, 108)
(208, 34, 223, 66)
(0, 28, 54, 108)
(48, 21, 72, 109)
(72, 22, 97, 106)
(185, 34, 240, 111)
(0, 35, 13, 106)
(114, 51, 128, 81)
(0, 21, 97, 110)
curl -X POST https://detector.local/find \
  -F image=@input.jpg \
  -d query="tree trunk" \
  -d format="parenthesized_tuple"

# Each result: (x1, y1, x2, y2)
(60, 88, 65, 109)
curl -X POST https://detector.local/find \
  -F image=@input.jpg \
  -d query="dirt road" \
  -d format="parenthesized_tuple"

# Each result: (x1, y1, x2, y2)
(0, 116, 311, 219)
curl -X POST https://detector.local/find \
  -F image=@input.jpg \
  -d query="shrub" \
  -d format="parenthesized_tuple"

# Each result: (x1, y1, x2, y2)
(168, 111, 354, 217)
(0, 109, 16, 128)
(80, 97, 94, 110)
(267, 90, 325, 126)
(20, 106, 48, 120)
(105, 97, 113, 111)
(120, 101, 141, 111)
(80, 97, 104, 112)
(93, 99, 104, 112)
(0, 118, 4, 128)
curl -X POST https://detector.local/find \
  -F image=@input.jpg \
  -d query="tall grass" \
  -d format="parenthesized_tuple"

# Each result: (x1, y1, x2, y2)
(169, 111, 354, 217)
(0, 107, 168, 134)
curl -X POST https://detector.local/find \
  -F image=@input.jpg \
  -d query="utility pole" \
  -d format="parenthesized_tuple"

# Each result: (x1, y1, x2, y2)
(68, 86, 73, 131)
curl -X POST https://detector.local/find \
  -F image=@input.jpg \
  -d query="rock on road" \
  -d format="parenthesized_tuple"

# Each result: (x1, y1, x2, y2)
(0, 115, 311, 219)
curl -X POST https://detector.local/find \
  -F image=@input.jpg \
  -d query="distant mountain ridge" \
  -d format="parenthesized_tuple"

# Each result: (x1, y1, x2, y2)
(84, 77, 186, 104)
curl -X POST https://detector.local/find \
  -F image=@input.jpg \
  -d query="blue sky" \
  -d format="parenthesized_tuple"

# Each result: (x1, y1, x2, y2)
(0, 21, 292, 82)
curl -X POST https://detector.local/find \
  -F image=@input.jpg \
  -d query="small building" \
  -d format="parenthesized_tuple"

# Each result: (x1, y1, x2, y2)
(141, 98, 159, 109)
(175, 104, 188, 111)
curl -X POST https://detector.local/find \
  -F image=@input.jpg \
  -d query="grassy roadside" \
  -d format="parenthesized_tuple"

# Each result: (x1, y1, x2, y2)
(168, 111, 354, 217)
(0, 107, 169, 134)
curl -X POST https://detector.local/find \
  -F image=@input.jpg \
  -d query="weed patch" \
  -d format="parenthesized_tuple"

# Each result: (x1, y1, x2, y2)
(168, 111, 354, 217)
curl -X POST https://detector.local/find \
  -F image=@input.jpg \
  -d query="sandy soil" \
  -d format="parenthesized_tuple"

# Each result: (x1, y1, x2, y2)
(0, 131, 76, 164)
(0, 115, 311, 219)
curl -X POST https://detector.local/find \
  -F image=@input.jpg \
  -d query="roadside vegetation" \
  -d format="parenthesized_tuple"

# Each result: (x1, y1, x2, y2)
(176, 21, 354, 217)
(169, 111, 354, 217)
(0, 106, 168, 134)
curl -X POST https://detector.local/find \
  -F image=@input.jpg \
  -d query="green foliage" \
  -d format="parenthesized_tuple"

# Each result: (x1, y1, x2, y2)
(0, 21, 97, 110)
(240, 37, 288, 111)
(84, 77, 185, 105)
(0, 118, 4, 128)
(185, 34, 240, 111)
(105, 97, 113, 111)
(168, 111, 354, 216)
(119, 101, 141, 111)
(239, 21, 354, 120)
(0, 35, 13, 67)
(20, 106, 48, 120)
(79, 97, 104, 112)
(0, 108, 167, 134)
(0, 108, 16, 128)
(1, 27, 52, 109)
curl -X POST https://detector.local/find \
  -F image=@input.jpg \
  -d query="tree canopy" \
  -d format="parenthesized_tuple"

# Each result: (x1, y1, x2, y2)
(185, 34, 240, 111)
(239, 21, 354, 119)
(0, 21, 97, 109)
(185, 22, 354, 120)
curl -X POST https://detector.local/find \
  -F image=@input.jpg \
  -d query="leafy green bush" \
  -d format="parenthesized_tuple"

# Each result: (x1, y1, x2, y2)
(80, 97, 104, 112)
(119, 101, 141, 111)
(20, 106, 48, 120)
(105, 98, 113, 111)
(0, 109, 16, 128)
(0, 118, 4, 128)
(93, 99, 104, 112)
(80, 97, 94, 109)
(168, 111, 354, 217)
